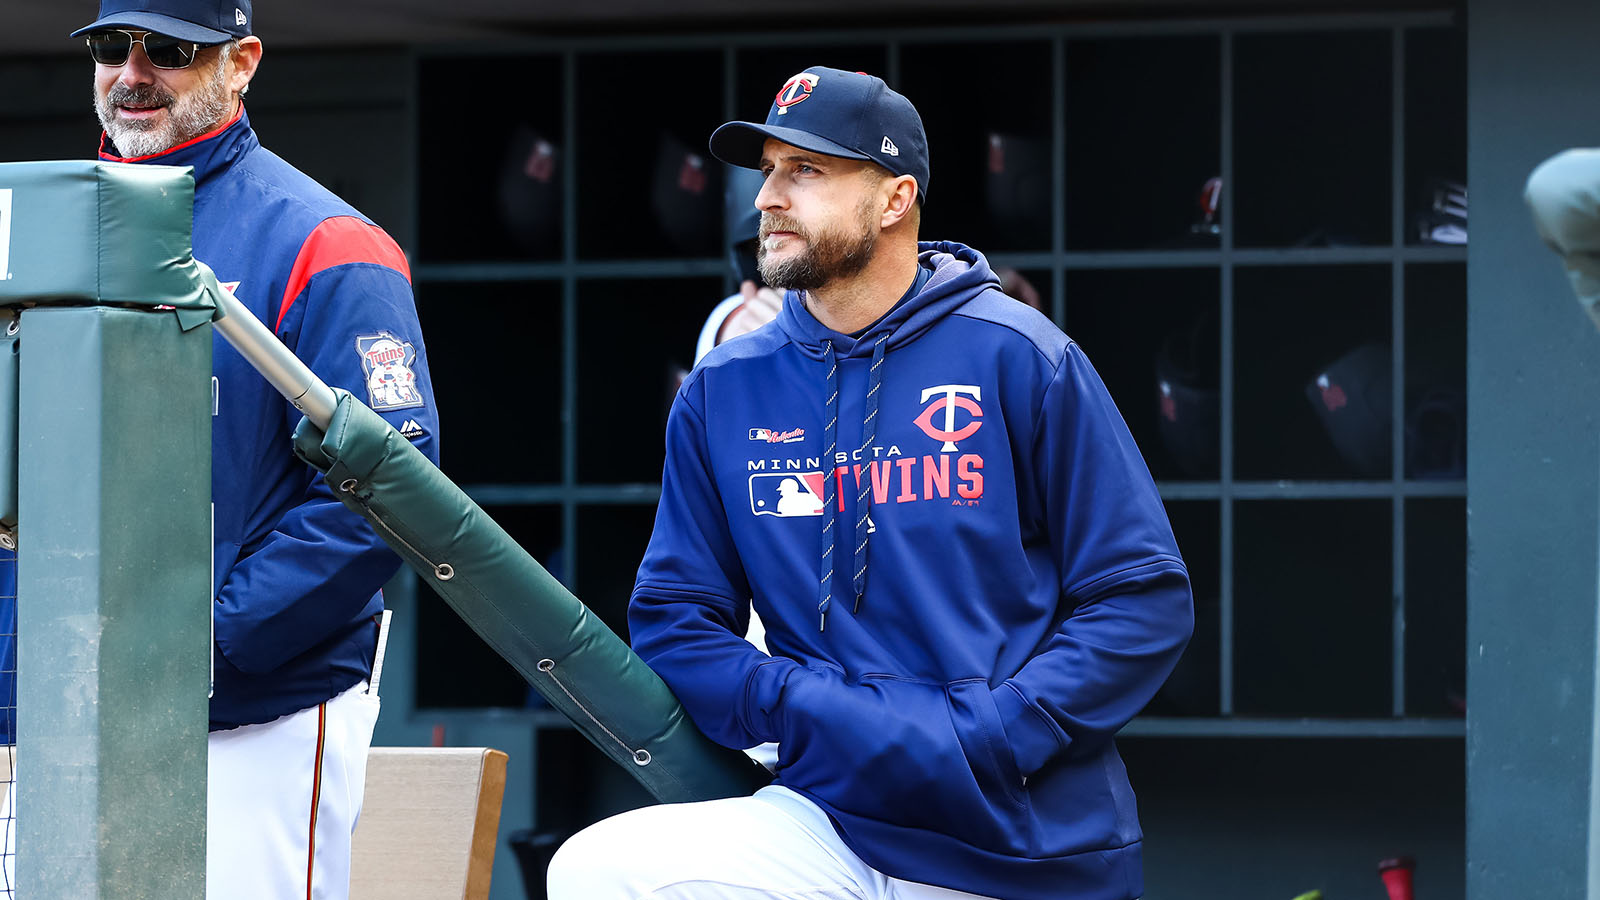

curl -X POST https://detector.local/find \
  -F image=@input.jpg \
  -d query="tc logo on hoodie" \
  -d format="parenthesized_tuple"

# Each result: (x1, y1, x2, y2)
(913, 384, 983, 452)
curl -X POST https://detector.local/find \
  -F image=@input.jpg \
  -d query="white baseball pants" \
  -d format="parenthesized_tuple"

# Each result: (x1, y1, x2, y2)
(207, 680, 380, 900)
(546, 784, 998, 900)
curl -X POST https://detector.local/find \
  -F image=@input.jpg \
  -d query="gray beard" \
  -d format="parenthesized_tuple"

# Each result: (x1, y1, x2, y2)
(96, 56, 232, 158)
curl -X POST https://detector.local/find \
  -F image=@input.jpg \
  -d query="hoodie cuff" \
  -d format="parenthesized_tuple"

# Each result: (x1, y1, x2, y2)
(992, 681, 1066, 778)
(743, 658, 801, 745)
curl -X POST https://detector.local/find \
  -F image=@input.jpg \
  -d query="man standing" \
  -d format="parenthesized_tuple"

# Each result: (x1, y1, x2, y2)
(548, 67, 1192, 900)
(3, 3, 437, 898)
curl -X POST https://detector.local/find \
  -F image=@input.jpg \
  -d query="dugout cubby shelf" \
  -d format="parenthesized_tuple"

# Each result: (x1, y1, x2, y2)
(1404, 28, 1468, 248)
(1403, 498, 1467, 717)
(575, 50, 725, 261)
(405, 16, 1468, 736)
(1234, 499, 1395, 717)
(1064, 35, 1223, 252)
(415, 280, 564, 486)
(575, 277, 720, 483)
(1233, 264, 1393, 482)
(902, 40, 1054, 253)
(1233, 30, 1394, 249)
(1064, 267, 1222, 482)
(416, 54, 566, 263)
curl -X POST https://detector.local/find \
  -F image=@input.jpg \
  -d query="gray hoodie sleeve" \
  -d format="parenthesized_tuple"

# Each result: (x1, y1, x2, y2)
(1526, 148, 1600, 329)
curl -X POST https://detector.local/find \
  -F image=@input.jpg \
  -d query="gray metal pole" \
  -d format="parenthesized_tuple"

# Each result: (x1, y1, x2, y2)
(212, 289, 337, 431)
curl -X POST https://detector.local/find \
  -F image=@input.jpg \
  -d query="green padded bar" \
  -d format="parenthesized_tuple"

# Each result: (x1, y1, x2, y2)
(0, 161, 217, 331)
(292, 391, 773, 804)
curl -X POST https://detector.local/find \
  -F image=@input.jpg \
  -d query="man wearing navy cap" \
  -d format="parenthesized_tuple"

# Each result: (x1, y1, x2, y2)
(549, 67, 1192, 900)
(1, 2, 437, 898)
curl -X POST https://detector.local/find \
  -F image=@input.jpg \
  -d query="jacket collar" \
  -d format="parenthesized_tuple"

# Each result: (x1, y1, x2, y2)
(98, 105, 254, 188)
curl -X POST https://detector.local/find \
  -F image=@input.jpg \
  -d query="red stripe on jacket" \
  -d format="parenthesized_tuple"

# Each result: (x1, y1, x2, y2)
(277, 217, 412, 332)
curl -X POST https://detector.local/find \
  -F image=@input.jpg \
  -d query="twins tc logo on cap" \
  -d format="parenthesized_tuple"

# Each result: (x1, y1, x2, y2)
(775, 73, 820, 115)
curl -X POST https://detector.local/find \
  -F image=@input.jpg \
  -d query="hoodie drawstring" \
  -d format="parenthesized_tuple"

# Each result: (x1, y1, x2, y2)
(853, 333, 889, 612)
(816, 334, 889, 631)
(818, 340, 839, 631)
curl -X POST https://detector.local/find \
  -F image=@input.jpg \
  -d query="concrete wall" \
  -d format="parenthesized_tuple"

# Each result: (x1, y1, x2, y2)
(1465, 0, 1600, 897)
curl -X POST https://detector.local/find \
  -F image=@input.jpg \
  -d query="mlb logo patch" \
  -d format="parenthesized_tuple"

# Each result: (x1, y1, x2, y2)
(748, 472, 826, 517)
(356, 332, 424, 411)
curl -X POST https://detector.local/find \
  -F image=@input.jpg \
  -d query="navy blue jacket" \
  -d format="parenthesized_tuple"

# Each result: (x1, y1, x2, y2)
(630, 243, 1192, 900)
(108, 108, 439, 729)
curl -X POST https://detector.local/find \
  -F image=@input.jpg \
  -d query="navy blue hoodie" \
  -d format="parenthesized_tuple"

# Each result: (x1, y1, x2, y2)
(630, 242, 1193, 899)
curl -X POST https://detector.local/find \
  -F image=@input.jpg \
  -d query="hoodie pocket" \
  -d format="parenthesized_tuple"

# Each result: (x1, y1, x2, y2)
(775, 670, 1032, 854)
(947, 678, 1029, 810)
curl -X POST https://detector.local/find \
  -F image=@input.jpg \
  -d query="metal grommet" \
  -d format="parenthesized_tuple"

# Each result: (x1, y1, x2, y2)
(0, 532, 15, 551)
(6, 319, 18, 336)
(434, 563, 455, 581)
(632, 749, 651, 766)
(537, 659, 555, 673)
(339, 478, 359, 493)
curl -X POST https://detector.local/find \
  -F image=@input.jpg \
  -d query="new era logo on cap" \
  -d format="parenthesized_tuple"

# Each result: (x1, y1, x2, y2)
(881, 136, 899, 157)
(236, 8, 247, 25)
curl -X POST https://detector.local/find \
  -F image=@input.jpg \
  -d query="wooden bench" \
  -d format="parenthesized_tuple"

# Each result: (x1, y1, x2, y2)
(351, 747, 509, 900)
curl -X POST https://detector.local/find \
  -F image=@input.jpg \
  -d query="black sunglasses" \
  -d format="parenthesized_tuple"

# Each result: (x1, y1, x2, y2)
(86, 30, 209, 70)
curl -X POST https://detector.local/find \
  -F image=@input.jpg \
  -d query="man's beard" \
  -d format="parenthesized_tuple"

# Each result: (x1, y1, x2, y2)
(756, 197, 878, 292)
(95, 57, 232, 158)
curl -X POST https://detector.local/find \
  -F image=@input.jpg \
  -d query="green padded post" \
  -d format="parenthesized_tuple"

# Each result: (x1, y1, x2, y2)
(0, 311, 17, 544)
(0, 160, 214, 898)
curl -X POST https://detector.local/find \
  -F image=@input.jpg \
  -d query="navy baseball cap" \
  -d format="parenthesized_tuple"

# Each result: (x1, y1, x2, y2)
(710, 67, 930, 202)
(72, 0, 253, 43)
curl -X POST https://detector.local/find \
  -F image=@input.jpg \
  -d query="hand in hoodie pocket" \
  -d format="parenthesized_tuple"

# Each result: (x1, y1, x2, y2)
(776, 667, 1031, 853)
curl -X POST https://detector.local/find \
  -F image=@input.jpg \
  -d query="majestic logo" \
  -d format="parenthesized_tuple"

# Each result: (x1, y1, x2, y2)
(750, 427, 805, 444)
(749, 472, 827, 517)
(881, 136, 900, 157)
(356, 332, 424, 411)
(399, 419, 427, 440)
(774, 73, 820, 115)
(913, 384, 983, 452)
(0, 188, 13, 282)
